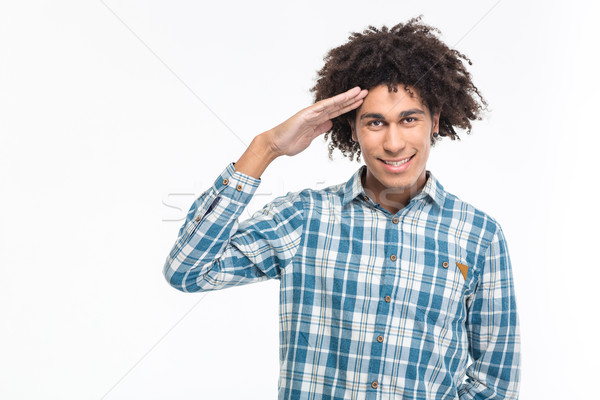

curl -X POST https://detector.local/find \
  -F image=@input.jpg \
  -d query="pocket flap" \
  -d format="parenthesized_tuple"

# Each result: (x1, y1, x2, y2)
(455, 262, 469, 280)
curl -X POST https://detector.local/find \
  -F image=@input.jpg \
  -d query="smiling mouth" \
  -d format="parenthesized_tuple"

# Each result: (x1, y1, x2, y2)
(380, 155, 414, 166)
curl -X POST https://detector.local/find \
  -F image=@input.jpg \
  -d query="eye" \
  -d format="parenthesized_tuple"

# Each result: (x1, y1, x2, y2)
(403, 117, 416, 123)
(367, 120, 384, 127)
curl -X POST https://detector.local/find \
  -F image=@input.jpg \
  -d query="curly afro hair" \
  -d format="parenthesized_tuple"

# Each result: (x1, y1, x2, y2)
(311, 16, 487, 161)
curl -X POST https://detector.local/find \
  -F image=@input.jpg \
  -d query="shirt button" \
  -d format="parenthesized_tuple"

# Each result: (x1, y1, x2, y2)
(222, 178, 229, 186)
(392, 217, 399, 224)
(377, 335, 384, 343)
(236, 184, 243, 191)
(390, 255, 397, 261)
(443, 261, 449, 268)
(194, 216, 201, 222)
(371, 381, 379, 389)
(384, 296, 391, 303)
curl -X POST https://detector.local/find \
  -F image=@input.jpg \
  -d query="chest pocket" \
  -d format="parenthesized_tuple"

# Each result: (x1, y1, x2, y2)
(402, 247, 472, 327)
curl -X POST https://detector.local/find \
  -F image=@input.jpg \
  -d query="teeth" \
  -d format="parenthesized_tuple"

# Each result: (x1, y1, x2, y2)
(383, 157, 410, 166)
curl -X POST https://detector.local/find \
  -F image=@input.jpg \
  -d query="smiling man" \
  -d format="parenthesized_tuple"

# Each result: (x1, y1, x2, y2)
(351, 84, 439, 213)
(163, 16, 520, 400)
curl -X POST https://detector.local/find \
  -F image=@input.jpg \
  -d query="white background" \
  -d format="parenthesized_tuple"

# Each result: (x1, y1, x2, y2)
(1, 1, 599, 399)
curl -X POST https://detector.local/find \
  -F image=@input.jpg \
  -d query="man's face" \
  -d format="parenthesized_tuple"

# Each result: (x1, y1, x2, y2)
(352, 84, 440, 212)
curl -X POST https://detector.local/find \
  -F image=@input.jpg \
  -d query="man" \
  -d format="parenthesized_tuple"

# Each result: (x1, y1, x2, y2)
(163, 16, 520, 399)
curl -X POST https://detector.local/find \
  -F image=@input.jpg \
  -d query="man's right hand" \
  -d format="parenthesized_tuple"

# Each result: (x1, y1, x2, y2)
(265, 86, 368, 157)
(234, 86, 368, 179)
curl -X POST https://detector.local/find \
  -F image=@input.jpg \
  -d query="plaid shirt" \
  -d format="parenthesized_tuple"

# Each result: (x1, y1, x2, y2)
(163, 163, 520, 399)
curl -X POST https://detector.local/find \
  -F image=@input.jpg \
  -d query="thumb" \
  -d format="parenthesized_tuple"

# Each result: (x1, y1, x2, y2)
(313, 120, 333, 138)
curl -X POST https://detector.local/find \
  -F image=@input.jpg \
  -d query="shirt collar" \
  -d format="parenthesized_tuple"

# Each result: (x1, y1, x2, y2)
(341, 166, 446, 208)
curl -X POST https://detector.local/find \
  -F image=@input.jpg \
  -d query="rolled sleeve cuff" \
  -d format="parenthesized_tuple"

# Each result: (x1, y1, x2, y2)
(211, 162, 261, 203)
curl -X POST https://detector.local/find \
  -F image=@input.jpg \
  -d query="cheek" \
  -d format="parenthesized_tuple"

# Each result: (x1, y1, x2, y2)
(419, 132, 432, 148)
(419, 143, 432, 162)
(355, 134, 374, 152)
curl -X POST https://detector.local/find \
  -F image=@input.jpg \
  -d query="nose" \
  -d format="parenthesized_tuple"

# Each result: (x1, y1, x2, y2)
(382, 123, 406, 153)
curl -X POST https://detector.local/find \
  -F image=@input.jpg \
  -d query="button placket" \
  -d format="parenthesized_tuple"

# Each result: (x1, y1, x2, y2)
(364, 209, 398, 397)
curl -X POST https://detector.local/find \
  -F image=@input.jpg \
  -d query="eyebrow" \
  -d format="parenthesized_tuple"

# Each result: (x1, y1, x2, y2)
(359, 108, 425, 121)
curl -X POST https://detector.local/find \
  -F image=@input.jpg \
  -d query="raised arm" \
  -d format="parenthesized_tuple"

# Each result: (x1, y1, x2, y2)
(163, 87, 367, 292)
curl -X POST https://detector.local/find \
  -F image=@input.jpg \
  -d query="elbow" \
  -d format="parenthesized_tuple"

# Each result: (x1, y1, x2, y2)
(162, 257, 209, 293)
(163, 264, 188, 293)
(163, 275, 192, 293)
(163, 256, 191, 293)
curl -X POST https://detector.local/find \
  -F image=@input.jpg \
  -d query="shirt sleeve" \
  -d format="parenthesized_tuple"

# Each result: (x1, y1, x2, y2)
(458, 225, 521, 399)
(163, 163, 304, 293)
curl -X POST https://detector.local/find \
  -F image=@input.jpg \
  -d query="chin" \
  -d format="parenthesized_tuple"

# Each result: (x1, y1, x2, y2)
(377, 168, 423, 190)
(384, 178, 417, 191)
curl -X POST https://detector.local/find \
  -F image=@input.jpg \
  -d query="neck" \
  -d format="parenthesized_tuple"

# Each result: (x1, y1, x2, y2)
(361, 169, 428, 214)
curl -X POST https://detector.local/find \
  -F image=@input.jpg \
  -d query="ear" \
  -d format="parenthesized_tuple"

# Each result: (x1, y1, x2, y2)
(432, 111, 441, 133)
(349, 119, 357, 142)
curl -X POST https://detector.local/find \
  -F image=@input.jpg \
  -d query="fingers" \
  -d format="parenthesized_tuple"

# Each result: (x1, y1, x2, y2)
(300, 87, 367, 131)
(328, 97, 365, 120)
(327, 87, 368, 110)
(313, 87, 368, 114)
(328, 86, 363, 106)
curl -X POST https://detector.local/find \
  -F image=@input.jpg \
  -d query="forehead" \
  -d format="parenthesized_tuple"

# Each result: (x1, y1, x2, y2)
(360, 84, 428, 113)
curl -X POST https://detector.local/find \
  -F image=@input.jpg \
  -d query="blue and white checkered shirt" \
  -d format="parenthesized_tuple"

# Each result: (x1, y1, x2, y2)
(163, 163, 520, 399)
